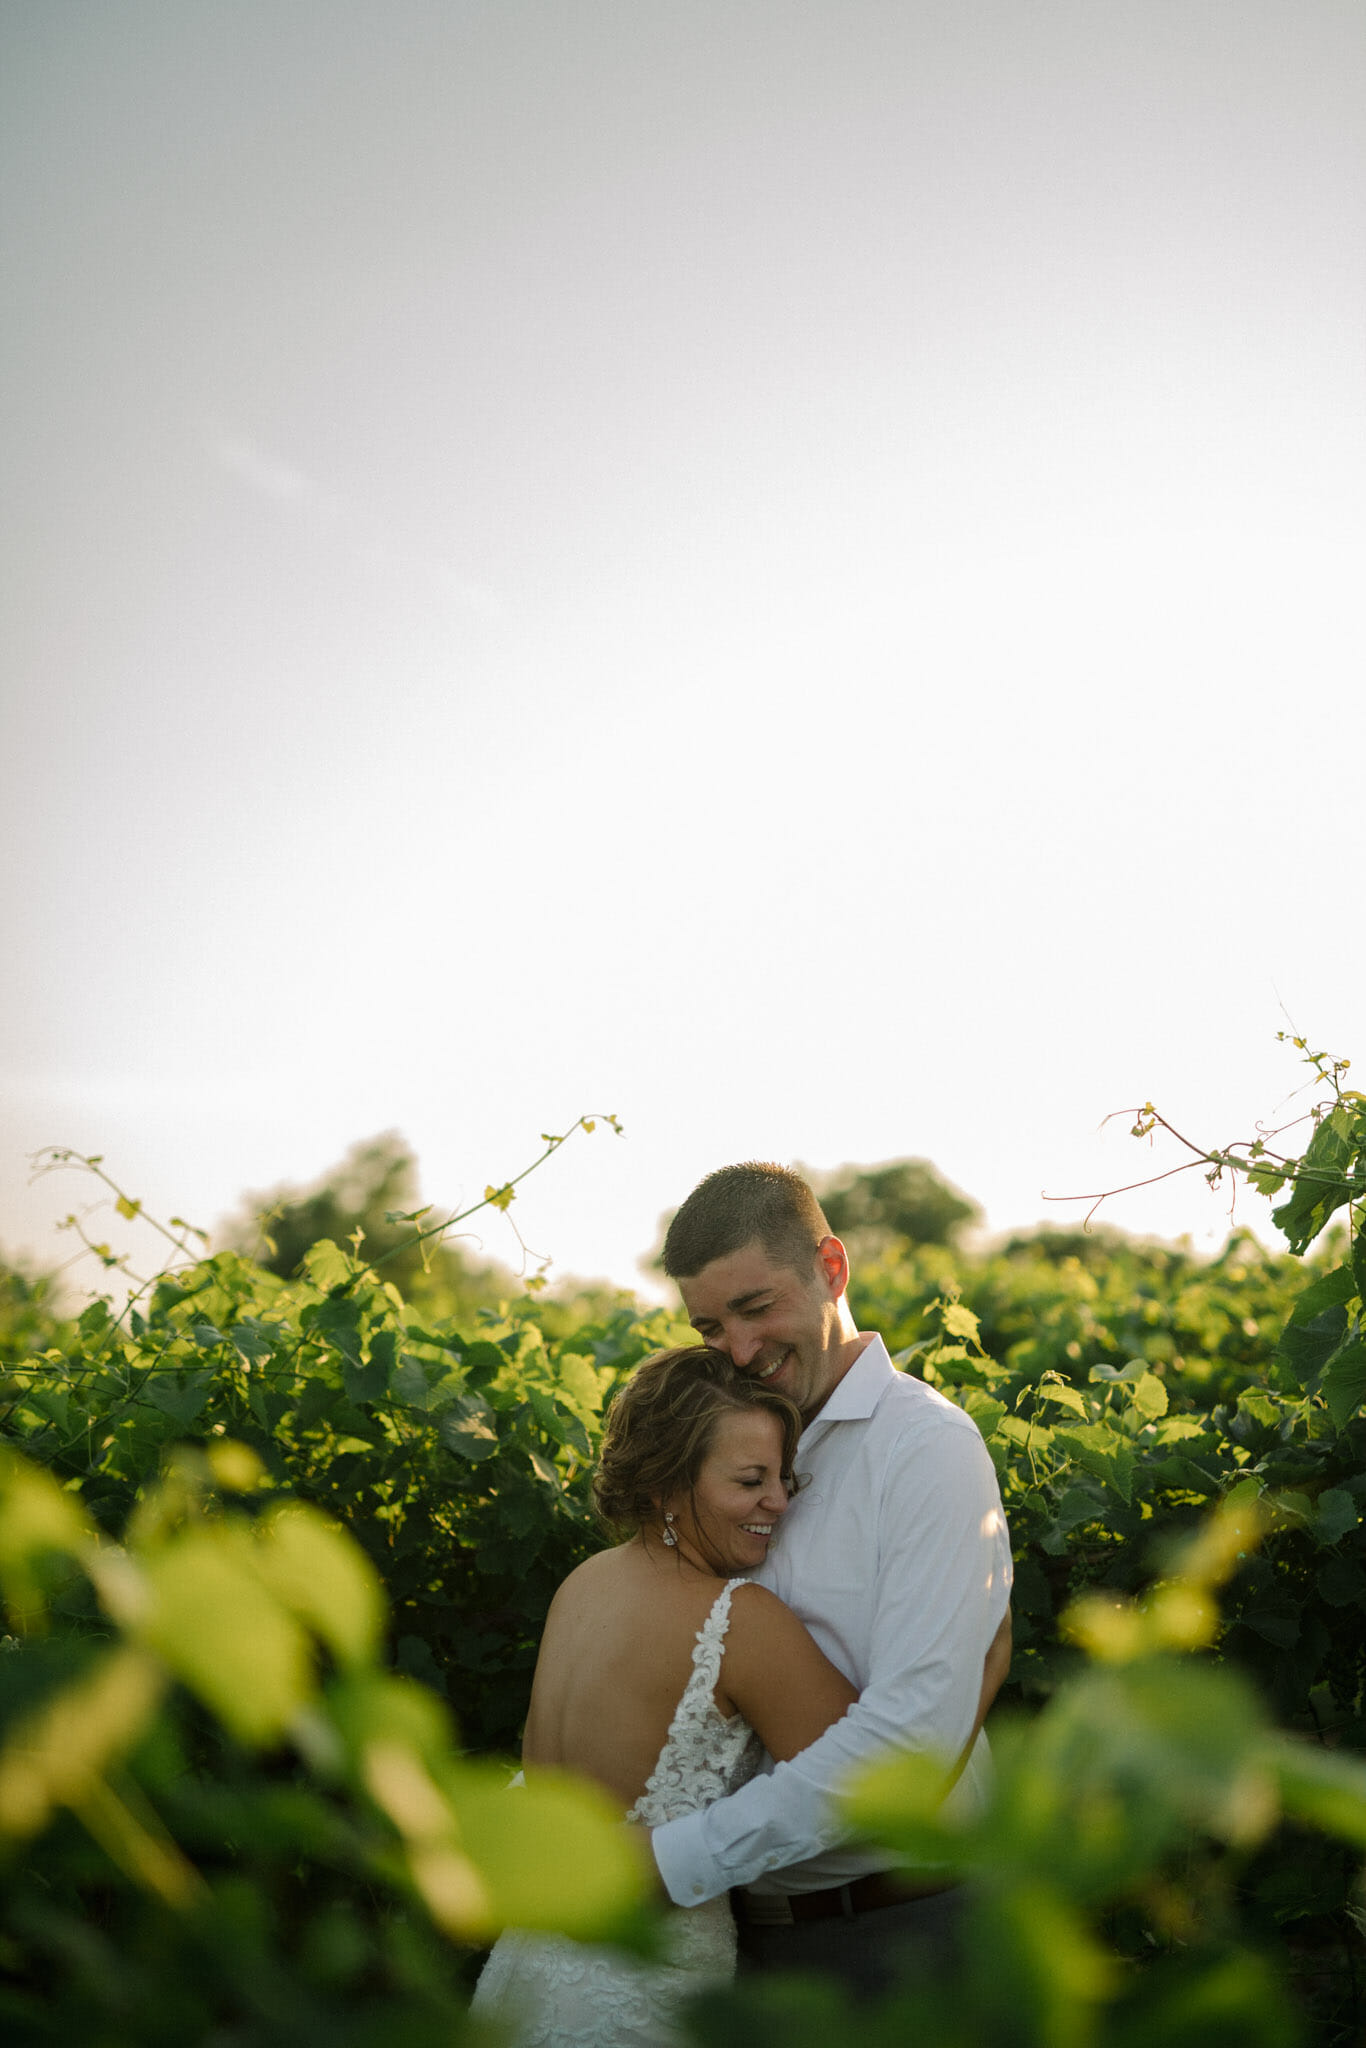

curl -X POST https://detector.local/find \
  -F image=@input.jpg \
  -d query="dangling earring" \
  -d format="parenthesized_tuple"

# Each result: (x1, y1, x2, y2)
(662, 1512, 677, 1548)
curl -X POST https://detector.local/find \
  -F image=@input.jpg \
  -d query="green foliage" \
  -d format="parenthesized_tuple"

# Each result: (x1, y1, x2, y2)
(3, 1051, 1364, 2039)
(0, 1441, 649, 2042)
(689, 1506, 1366, 2047)
(1, 1231, 684, 1756)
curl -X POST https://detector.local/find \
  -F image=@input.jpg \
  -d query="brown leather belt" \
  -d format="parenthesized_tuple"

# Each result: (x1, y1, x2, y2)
(731, 1870, 958, 1927)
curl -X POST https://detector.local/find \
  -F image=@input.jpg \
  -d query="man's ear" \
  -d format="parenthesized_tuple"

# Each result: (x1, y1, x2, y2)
(816, 1235, 849, 1297)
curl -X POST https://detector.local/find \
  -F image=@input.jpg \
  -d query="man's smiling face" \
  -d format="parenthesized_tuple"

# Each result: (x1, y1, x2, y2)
(678, 1237, 852, 1421)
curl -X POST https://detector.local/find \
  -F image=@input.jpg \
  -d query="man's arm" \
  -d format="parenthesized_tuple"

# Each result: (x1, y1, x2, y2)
(652, 1415, 1012, 1906)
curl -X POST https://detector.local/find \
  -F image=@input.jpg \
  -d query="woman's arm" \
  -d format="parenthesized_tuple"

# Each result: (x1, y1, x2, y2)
(944, 1603, 1011, 1788)
(719, 1584, 859, 1762)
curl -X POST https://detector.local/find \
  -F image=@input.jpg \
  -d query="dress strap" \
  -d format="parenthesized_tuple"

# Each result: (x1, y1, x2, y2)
(686, 1576, 749, 1698)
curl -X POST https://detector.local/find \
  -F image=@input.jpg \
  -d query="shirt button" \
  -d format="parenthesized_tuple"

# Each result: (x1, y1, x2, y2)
(691, 1884, 704, 1898)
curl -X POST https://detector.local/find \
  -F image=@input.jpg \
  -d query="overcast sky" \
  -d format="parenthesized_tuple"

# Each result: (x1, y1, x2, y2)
(3, 2, 1363, 1302)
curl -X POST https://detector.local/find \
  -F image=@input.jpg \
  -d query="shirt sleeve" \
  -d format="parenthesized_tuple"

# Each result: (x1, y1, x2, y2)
(651, 1410, 1012, 1907)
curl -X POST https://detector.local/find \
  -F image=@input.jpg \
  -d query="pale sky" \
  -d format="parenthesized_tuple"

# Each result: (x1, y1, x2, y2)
(3, 2, 1363, 1302)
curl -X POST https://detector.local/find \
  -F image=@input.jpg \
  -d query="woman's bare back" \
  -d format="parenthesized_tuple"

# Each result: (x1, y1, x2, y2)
(521, 1544, 737, 1809)
(520, 1540, 859, 1811)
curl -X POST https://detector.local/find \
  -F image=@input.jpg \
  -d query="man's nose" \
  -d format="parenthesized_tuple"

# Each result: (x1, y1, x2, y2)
(727, 1326, 764, 1369)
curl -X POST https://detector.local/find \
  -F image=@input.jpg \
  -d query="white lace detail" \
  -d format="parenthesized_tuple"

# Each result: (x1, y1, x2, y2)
(628, 1577, 760, 1827)
(471, 1578, 761, 2046)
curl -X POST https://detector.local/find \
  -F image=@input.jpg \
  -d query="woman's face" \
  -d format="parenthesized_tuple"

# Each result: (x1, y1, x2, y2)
(667, 1407, 790, 1573)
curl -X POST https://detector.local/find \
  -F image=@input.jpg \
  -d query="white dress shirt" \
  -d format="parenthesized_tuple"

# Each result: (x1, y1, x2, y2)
(651, 1335, 1013, 1906)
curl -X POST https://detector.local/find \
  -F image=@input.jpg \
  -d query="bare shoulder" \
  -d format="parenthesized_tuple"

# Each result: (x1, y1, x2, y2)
(724, 1579, 797, 1632)
(539, 1547, 628, 1630)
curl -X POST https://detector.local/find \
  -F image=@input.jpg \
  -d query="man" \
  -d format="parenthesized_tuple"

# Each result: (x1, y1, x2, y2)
(650, 1162, 1013, 1997)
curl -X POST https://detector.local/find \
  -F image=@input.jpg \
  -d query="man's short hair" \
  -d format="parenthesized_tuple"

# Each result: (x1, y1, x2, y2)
(661, 1162, 831, 1280)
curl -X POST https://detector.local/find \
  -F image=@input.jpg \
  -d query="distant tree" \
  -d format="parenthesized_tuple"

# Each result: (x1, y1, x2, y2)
(812, 1158, 980, 1253)
(221, 1132, 516, 1315)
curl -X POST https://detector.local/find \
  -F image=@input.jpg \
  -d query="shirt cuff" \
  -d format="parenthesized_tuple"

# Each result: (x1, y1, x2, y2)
(651, 1808, 720, 1907)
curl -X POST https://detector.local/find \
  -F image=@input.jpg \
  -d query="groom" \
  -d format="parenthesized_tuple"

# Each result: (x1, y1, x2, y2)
(649, 1161, 1013, 1998)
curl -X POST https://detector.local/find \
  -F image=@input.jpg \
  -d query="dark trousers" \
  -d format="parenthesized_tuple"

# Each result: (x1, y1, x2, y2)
(734, 1884, 966, 2004)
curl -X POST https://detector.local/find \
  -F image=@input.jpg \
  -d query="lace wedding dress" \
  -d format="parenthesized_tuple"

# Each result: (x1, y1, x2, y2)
(470, 1578, 761, 2047)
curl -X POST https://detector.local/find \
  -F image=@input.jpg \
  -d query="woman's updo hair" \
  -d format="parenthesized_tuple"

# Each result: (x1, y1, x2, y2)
(593, 1344, 802, 1536)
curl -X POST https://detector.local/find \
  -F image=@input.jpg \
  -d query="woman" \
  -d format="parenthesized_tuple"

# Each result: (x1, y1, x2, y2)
(470, 1344, 860, 2046)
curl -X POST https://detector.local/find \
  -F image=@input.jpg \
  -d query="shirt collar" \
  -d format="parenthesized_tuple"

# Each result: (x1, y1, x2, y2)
(799, 1332, 895, 1443)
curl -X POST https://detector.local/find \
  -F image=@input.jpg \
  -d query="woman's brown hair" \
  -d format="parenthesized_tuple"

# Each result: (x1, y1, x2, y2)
(593, 1344, 802, 1539)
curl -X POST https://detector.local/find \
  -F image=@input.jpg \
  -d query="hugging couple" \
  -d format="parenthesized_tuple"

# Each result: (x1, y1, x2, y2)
(473, 1161, 1014, 2045)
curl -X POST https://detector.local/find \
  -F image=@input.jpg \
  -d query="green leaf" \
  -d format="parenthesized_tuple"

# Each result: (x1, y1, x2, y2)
(960, 1391, 1008, 1438)
(1089, 1360, 1151, 1384)
(526, 1447, 562, 1489)
(1239, 1609, 1299, 1650)
(1130, 1373, 1169, 1421)
(391, 1356, 437, 1410)
(450, 1763, 648, 1940)
(1321, 1337, 1366, 1429)
(1054, 1424, 1135, 1504)
(462, 1340, 510, 1389)
(1037, 1380, 1089, 1418)
(438, 1397, 500, 1463)
(1049, 1486, 1107, 1538)
(1155, 1416, 1211, 1445)
(227, 1318, 278, 1365)
(1272, 1106, 1360, 1254)
(1273, 1738, 1366, 1847)
(297, 1375, 343, 1427)
(1275, 1306, 1347, 1387)
(0, 1449, 96, 1631)
(302, 1240, 354, 1293)
(1287, 1263, 1357, 1324)
(1237, 1390, 1281, 1429)
(1311, 1486, 1360, 1546)
(341, 1354, 388, 1405)
(553, 1350, 610, 1418)
(139, 1527, 312, 1744)
(307, 1296, 365, 1367)
(1316, 1554, 1366, 1607)
(144, 1369, 213, 1427)
(1111, 1950, 1300, 2044)
(252, 1505, 384, 1670)
(969, 1882, 1117, 2042)
(0, 1647, 164, 1841)
(838, 1746, 966, 1867)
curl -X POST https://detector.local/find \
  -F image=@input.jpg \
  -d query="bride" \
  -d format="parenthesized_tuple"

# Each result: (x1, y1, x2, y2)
(470, 1343, 860, 2046)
